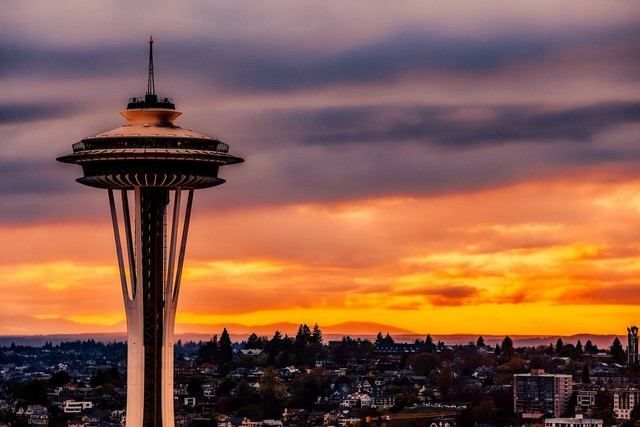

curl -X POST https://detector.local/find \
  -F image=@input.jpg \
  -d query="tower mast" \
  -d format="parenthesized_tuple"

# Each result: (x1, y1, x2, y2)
(147, 36, 155, 97)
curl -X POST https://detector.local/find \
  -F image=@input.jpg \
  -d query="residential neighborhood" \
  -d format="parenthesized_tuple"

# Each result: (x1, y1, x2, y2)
(1, 325, 640, 426)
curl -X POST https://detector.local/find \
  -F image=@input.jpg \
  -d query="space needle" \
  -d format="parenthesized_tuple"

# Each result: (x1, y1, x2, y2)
(57, 37, 244, 426)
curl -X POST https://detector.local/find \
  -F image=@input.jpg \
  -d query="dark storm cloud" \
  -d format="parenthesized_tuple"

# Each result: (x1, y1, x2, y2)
(162, 23, 640, 93)
(0, 43, 142, 79)
(273, 102, 640, 149)
(0, 102, 78, 125)
(0, 159, 73, 195)
(6, 23, 638, 93)
(188, 32, 550, 92)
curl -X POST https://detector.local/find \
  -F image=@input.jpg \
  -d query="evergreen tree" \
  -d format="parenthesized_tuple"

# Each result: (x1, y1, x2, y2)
(198, 335, 219, 364)
(246, 333, 263, 350)
(585, 340, 595, 353)
(375, 332, 384, 345)
(611, 337, 625, 363)
(426, 334, 434, 345)
(476, 336, 485, 348)
(494, 343, 501, 356)
(264, 330, 283, 366)
(259, 367, 287, 418)
(310, 323, 323, 344)
(295, 324, 311, 346)
(48, 371, 71, 388)
(384, 332, 395, 344)
(576, 340, 583, 354)
(187, 375, 203, 397)
(501, 336, 514, 360)
(556, 338, 564, 353)
(437, 363, 454, 402)
(219, 328, 233, 365)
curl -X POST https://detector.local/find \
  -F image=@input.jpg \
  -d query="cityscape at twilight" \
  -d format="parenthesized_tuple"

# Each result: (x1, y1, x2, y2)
(3, 1, 640, 338)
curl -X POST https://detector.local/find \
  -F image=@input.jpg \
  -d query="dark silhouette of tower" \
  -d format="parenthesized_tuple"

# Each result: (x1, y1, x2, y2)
(57, 37, 243, 426)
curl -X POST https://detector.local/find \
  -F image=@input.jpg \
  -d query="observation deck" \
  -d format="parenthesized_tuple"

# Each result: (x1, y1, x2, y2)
(57, 101, 243, 189)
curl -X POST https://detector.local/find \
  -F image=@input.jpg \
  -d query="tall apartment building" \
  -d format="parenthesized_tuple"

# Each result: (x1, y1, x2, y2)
(514, 369, 573, 418)
(613, 389, 640, 420)
(628, 326, 639, 365)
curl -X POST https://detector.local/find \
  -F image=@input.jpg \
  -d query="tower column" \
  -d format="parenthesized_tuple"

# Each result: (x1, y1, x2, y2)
(139, 188, 168, 426)
(57, 37, 243, 427)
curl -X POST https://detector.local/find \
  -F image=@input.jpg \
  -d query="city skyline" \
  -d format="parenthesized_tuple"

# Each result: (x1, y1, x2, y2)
(2, 1, 640, 337)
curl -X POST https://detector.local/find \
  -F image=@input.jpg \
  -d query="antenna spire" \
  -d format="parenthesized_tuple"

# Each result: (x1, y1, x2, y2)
(147, 36, 155, 96)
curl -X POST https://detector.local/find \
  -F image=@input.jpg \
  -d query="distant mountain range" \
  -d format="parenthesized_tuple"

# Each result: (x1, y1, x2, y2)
(0, 321, 623, 349)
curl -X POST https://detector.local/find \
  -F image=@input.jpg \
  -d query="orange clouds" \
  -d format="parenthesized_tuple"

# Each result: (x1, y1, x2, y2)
(3, 166, 640, 335)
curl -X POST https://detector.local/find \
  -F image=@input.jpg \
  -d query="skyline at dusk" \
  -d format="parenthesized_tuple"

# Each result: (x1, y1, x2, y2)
(2, 1, 640, 337)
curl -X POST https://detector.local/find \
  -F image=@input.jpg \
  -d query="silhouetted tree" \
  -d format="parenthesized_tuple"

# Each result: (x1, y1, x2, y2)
(295, 324, 311, 346)
(438, 363, 454, 401)
(473, 399, 496, 425)
(259, 367, 287, 418)
(384, 332, 394, 344)
(426, 334, 434, 346)
(611, 337, 625, 363)
(198, 335, 219, 364)
(556, 338, 564, 353)
(558, 343, 579, 359)
(219, 328, 233, 363)
(217, 328, 233, 376)
(411, 352, 441, 376)
(501, 336, 514, 361)
(246, 333, 263, 350)
(187, 375, 203, 397)
(265, 330, 283, 365)
(476, 336, 485, 348)
(48, 371, 71, 388)
(310, 323, 323, 344)
(375, 332, 384, 345)
(576, 339, 583, 354)
(22, 380, 48, 405)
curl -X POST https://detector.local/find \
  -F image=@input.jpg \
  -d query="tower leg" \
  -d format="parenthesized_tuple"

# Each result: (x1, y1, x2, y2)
(109, 187, 192, 427)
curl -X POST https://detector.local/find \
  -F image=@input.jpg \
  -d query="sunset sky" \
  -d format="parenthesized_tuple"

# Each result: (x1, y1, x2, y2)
(2, 1, 640, 337)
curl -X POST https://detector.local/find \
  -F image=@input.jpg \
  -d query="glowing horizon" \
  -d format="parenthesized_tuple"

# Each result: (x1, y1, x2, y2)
(3, 168, 640, 336)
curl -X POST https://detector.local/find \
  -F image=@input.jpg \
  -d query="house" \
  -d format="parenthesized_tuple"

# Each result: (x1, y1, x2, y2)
(63, 400, 93, 413)
(589, 363, 625, 385)
(239, 349, 263, 357)
(198, 362, 217, 375)
(342, 392, 371, 408)
(337, 411, 361, 426)
(545, 414, 603, 427)
(282, 408, 306, 424)
(371, 393, 395, 408)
